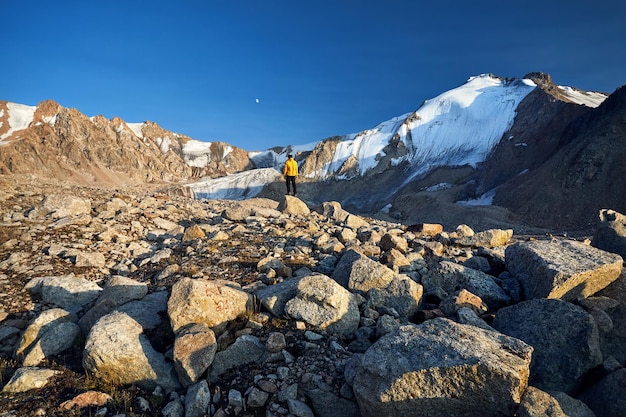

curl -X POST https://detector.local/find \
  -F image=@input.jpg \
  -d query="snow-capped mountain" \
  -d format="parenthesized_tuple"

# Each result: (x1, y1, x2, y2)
(189, 73, 609, 210)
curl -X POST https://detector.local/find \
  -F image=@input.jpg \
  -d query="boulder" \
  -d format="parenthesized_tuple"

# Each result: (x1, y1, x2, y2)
(381, 248, 410, 270)
(439, 288, 488, 317)
(168, 278, 250, 333)
(152, 217, 179, 232)
(22, 321, 80, 366)
(255, 277, 304, 317)
(184, 380, 211, 417)
(116, 291, 169, 330)
(505, 239, 623, 301)
(1, 367, 61, 393)
(221, 207, 253, 222)
(285, 274, 360, 336)
(173, 323, 217, 387)
(492, 298, 602, 393)
(422, 261, 510, 310)
(516, 386, 595, 417)
(278, 195, 310, 216)
(455, 307, 495, 331)
(14, 308, 75, 359)
(60, 391, 113, 411)
(366, 274, 423, 319)
(83, 311, 180, 391)
(594, 273, 626, 363)
(39, 194, 92, 219)
(406, 223, 443, 237)
(456, 228, 513, 248)
(344, 214, 369, 230)
(578, 368, 626, 417)
(183, 224, 206, 241)
(162, 396, 185, 417)
(97, 275, 148, 306)
(287, 399, 315, 417)
(27, 274, 102, 309)
(73, 251, 106, 268)
(549, 391, 597, 417)
(208, 335, 268, 382)
(455, 224, 475, 238)
(592, 209, 626, 259)
(78, 276, 150, 333)
(265, 331, 287, 353)
(352, 319, 533, 417)
(332, 249, 395, 295)
(379, 233, 409, 253)
(319, 201, 350, 223)
(305, 388, 360, 417)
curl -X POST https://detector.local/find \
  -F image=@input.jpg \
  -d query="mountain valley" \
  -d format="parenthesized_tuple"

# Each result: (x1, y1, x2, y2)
(1, 72, 626, 417)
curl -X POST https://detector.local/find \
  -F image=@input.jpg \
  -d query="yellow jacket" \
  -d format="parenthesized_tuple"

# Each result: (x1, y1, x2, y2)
(283, 158, 298, 176)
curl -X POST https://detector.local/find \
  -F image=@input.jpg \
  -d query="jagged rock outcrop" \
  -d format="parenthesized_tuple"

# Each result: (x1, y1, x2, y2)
(473, 72, 594, 197)
(3, 72, 623, 233)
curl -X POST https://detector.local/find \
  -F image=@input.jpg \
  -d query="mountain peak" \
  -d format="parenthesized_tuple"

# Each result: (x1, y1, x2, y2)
(523, 71, 553, 86)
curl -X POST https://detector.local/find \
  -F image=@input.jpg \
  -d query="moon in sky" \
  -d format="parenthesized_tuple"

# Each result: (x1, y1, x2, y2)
(255, 98, 260, 103)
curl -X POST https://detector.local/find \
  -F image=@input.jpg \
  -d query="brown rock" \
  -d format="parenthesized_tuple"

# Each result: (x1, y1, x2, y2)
(407, 223, 443, 236)
(183, 224, 206, 241)
(60, 391, 112, 410)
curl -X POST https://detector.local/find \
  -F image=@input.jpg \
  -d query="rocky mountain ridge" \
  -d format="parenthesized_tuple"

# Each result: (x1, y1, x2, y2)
(0, 177, 625, 416)
(0, 100, 253, 186)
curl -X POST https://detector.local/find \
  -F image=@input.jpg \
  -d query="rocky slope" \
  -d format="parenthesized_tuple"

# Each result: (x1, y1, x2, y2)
(0, 176, 625, 417)
(0, 100, 253, 187)
(494, 84, 626, 229)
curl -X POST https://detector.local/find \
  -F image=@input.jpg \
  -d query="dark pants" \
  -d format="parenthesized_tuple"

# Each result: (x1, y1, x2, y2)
(285, 176, 297, 195)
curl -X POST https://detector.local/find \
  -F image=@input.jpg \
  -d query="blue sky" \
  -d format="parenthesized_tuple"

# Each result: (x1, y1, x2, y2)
(2, 1, 625, 151)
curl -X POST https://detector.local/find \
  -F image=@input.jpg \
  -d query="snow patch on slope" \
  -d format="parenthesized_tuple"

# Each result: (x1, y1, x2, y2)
(318, 114, 409, 178)
(558, 86, 607, 108)
(250, 141, 318, 169)
(397, 75, 536, 182)
(182, 140, 214, 166)
(457, 189, 496, 206)
(0, 103, 36, 143)
(127, 123, 144, 138)
(154, 137, 172, 153)
(181, 140, 236, 167)
(189, 167, 282, 200)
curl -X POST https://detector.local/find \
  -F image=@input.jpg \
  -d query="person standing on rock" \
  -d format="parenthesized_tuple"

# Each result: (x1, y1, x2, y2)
(283, 154, 298, 196)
